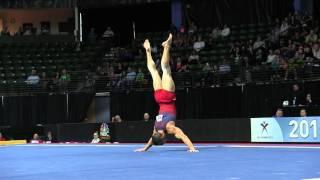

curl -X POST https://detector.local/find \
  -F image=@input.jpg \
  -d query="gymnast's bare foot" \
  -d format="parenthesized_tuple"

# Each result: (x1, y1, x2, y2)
(143, 39, 151, 52)
(162, 33, 172, 48)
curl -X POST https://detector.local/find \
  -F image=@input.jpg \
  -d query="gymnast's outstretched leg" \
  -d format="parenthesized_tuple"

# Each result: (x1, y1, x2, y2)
(160, 33, 175, 92)
(143, 39, 162, 90)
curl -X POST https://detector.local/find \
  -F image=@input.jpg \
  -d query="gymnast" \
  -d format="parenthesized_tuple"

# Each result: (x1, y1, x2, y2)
(135, 34, 198, 153)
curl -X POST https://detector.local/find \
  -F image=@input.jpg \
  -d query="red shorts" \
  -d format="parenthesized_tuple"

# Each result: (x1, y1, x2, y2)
(154, 89, 176, 115)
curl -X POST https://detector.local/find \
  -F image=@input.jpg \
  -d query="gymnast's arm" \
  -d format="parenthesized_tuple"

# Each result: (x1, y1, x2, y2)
(171, 126, 199, 152)
(134, 129, 155, 152)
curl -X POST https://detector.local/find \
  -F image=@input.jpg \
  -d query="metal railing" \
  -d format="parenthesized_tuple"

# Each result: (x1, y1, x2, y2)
(0, 66, 320, 96)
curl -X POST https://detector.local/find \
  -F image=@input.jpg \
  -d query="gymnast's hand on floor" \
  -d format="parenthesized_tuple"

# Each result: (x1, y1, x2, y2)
(188, 149, 199, 153)
(134, 148, 146, 152)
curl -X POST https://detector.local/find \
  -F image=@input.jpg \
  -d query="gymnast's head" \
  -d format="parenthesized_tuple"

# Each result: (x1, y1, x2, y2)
(152, 131, 166, 145)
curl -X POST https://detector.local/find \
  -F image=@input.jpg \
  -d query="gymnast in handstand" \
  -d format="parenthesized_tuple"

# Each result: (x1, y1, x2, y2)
(135, 34, 198, 153)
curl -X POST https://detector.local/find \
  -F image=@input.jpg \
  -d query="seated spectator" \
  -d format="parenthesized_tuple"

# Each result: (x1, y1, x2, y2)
(253, 36, 265, 50)
(102, 27, 114, 38)
(300, 108, 307, 117)
(99, 123, 111, 143)
(111, 115, 122, 123)
(274, 108, 284, 117)
(188, 50, 200, 64)
(0, 132, 6, 141)
(30, 133, 42, 144)
(203, 62, 213, 72)
(23, 26, 32, 36)
(25, 69, 40, 85)
(175, 57, 183, 72)
(143, 113, 150, 122)
(290, 84, 304, 106)
(60, 69, 71, 83)
(211, 27, 221, 39)
(312, 43, 320, 60)
(125, 67, 136, 86)
(45, 131, 55, 143)
(193, 36, 205, 52)
(266, 50, 278, 64)
(219, 59, 231, 73)
(178, 64, 190, 73)
(304, 93, 313, 106)
(188, 22, 197, 34)
(220, 24, 231, 37)
(305, 30, 318, 44)
(41, 24, 50, 35)
(280, 18, 290, 36)
(136, 68, 146, 84)
(91, 132, 100, 143)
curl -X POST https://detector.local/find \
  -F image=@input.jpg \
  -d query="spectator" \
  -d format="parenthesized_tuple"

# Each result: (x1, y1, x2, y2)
(125, 67, 136, 81)
(102, 27, 114, 38)
(280, 18, 290, 36)
(91, 132, 100, 143)
(136, 68, 146, 84)
(143, 113, 150, 122)
(290, 84, 304, 106)
(23, 25, 32, 36)
(220, 24, 231, 37)
(45, 131, 55, 143)
(304, 93, 313, 106)
(253, 36, 265, 50)
(25, 69, 40, 85)
(111, 115, 122, 123)
(0, 132, 6, 141)
(193, 36, 205, 52)
(274, 108, 284, 117)
(305, 30, 318, 44)
(266, 50, 278, 64)
(211, 27, 221, 39)
(312, 43, 320, 60)
(188, 22, 197, 34)
(300, 109, 307, 117)
(60, 69, 71, 82)
(30, 133, 41, 144)
(219, 59, 231, 73)
(188, 50, 200, 64)
(178, 64, 190, 73)
(99, 123, 111, 143)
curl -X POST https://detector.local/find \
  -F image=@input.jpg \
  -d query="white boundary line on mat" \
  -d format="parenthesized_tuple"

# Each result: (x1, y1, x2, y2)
(226, 145, 320, 149)
(14, 144, 218, 148)
(11, 144, 320, 149)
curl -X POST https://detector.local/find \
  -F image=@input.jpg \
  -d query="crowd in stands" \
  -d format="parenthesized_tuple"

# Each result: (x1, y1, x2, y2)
(1, 13, 320, 92)
(88, 12, 320, 90)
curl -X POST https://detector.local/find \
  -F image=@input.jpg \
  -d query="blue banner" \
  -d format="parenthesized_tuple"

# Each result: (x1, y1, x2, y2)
(251, 117, 320, 142)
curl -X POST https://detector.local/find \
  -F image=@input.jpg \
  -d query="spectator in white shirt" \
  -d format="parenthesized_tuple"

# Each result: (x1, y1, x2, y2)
(253, 36, 265, 50)
(220, 24, 231, 37)
(312, 43, 320, 60)
(25, 69, 40, 85)
(280, 19, 290, 36)
(266, 50, 278, 64)
(91, 132, 100, 143)
(102, 27, 114, 38)
(219, 59, 231, 73)
(193, 36, 205, 52)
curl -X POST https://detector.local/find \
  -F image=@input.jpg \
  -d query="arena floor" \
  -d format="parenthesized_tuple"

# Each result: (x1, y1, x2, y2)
(1, 143, 320, 180)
